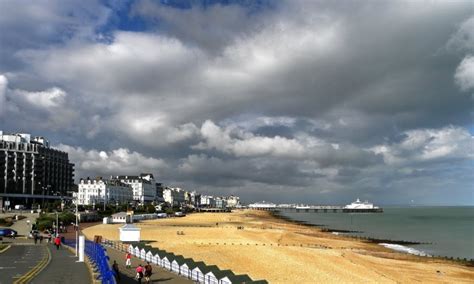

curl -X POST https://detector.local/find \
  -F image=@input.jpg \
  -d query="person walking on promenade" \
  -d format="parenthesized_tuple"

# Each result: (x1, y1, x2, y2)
(54, 235, 61, 250)
(112, 260, 121, 283)
(125, 252, 132, 268)
(39, 235, 43, 244)
(135, 264, 144, 284)
(144, 262, 152, 284)
(33, 233, 38, 244)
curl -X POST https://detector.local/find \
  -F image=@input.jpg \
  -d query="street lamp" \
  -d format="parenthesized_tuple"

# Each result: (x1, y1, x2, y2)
(55, 211, 59, 237)
(74, 197, 79, 257)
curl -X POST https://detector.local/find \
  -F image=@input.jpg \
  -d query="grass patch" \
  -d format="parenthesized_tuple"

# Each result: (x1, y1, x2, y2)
(0, 217, 14, 227)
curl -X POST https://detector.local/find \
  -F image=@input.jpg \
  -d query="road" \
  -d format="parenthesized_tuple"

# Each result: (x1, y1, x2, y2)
(0, 244, 49, 284)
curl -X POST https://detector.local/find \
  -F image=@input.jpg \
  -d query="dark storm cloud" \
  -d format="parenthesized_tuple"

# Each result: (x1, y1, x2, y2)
(0, 0, 473, 204)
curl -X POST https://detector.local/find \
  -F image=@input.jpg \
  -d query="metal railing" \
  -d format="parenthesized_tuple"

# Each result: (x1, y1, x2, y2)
(64, 239, 116, 284)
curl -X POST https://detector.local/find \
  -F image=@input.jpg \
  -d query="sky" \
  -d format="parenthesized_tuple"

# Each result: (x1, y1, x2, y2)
(0, 0, 473, 205)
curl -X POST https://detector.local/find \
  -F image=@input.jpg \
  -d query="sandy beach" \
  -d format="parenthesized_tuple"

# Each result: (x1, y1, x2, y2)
(83, 210, 474, 283)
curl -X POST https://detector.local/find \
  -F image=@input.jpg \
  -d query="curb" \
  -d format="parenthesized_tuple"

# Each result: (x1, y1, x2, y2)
(0, 244, 11, 253)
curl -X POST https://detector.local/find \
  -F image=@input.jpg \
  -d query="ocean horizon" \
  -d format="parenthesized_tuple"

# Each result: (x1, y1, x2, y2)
(277, 206, 474, 260)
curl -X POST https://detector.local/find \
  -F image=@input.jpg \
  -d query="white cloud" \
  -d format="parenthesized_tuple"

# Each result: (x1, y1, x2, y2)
(447, 16, 474, 52)
(13, 87, 66, 109)
(56, 144, 167, 180)
(195, 120, 306, 158)
(455, 55, 474, 92)
(194, 120, 379, 168)
(372, 126, 474, 165)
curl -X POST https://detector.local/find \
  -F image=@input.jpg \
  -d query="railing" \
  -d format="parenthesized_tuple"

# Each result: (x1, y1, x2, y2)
(64, 239, 116, 284)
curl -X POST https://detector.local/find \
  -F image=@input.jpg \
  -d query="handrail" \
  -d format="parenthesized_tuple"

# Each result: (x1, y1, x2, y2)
(64, 239, 116, 284)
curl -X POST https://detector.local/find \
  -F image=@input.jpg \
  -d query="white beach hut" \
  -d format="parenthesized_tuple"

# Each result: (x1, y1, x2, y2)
(152, 254, 159, 265)
(205, 270, 226, 284)
(192, 264, 217, 284)
(152, 250, 167, 267)
(191, 267, 205, 283)
(140, 248, 147, 260)
(119, 224, 141, 242)
(127, 244, 134, 254)
(145, 251, 153, 262)
(180, 262, 192, 279)
(171, 260, 180, 273)
(134, 246, 140, 256)
(162, 255, 172, 270)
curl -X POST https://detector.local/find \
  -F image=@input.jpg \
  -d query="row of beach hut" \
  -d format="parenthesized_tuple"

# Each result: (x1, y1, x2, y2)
(128, 243, 267, 284)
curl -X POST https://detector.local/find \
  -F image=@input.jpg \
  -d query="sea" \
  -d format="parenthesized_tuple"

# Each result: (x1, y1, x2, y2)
(277, 206, 474, 259)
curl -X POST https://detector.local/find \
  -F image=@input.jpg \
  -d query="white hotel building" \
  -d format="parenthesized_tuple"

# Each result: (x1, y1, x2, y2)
(76, 178, 133, 206)
(114, 174, 156, 205)
(163, 187, 185, 206)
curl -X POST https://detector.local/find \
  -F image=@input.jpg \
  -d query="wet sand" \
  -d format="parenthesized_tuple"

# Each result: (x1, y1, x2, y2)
(83, 210, 474, 283)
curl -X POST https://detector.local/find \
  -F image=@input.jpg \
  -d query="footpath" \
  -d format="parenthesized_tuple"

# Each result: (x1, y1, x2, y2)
(30, 241, 91, 284)
(105, 247, 192, 284)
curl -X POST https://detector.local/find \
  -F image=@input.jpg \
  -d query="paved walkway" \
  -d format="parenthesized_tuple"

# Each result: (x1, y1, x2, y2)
(105, 247, 193, 284)
(31, 242, 91, 284)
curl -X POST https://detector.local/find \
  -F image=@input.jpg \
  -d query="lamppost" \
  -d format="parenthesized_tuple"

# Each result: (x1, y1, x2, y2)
(55, 211, 59, 237)
(74, 197, 79, 257)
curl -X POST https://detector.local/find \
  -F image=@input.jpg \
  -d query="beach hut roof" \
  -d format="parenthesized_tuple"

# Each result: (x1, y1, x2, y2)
(180, 258, 195, 266)
(225, 274, 253, 283)
(188, 261, 207, 270)
(208, 269, 235, 279)
(147, 246, 168, 254)
(120, 224, 141, 231)
(162, 253, 176, 261)
(171, 255, 185, 263)
(200, 265, 220, 274)
(249, 280, 269, 284)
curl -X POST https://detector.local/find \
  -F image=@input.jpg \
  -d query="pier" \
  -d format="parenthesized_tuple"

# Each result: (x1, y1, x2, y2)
(250, 205, 383, 213)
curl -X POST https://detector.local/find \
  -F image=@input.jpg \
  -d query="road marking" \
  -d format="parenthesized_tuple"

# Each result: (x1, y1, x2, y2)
(0, 245, 11, 253)
(13, 246, 51, 284)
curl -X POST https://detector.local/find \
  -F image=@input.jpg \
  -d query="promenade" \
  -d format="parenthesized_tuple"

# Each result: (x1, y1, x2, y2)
(105, 246, 193, 284)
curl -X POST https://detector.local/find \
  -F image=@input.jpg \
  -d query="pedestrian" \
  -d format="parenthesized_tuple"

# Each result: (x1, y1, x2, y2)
(54, 235, 61, 250)
(112, 260, 121, 283)
(135, 264, 144, 284)
(125, 252, 132, 268)
(144, 262, 152, 284)
(34, 233, 38, 244)
(39, 235, 43, 244)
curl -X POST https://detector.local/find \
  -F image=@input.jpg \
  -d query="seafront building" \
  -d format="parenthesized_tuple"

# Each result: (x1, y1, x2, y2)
(224, 195, 240, 208)
(75, 178, 133, 206)
(114, 174, 156, 205)
(156, 183, 165, 203)
(163, 187, 186, 206)
(0, 131, 74, 208)
(215, 197, 227, 209)
(199, 195, 215, 207)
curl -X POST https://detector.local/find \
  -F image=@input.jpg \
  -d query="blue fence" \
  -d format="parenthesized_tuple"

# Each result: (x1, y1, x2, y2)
(64, 239, 116, 284)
